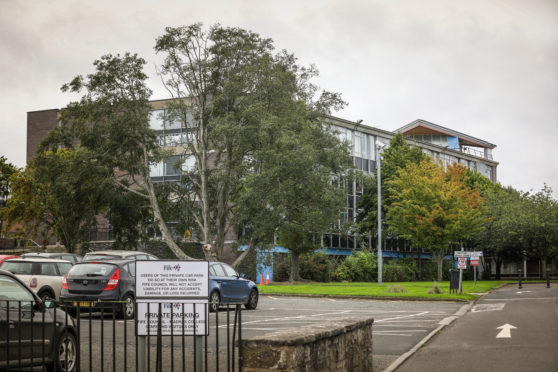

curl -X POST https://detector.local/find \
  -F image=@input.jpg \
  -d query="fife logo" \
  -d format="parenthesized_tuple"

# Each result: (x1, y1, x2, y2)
(163, 303, 183, 310)
(163, 264, 182, 272)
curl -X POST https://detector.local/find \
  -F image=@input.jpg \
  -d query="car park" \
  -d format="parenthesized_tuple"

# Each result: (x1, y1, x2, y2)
(60, 259, 136, 319)
(208, 262, 258, 312)
(0, 269, 77, 372)
(82, 250, 158, 262)
(0, 258, 73, 301)
(20, 252, 82, 265)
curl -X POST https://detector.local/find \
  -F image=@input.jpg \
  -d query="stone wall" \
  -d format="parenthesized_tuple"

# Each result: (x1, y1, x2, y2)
(241, 317, 374, 372)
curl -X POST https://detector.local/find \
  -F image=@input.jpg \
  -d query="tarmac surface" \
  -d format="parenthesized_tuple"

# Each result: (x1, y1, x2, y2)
(395, 283, 558, 372)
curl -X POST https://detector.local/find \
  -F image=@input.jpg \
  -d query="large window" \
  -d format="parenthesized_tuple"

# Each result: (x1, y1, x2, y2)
(149, 108, 198, 146)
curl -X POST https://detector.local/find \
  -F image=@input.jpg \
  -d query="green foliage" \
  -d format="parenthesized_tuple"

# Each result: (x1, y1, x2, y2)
(419, 260, 453, 281)
(427, 282, 443, 294)
(0, 156, 19, 236)
(299, 251, 335, 282)
(335, 251, 378, 282)
(273, 253, 291, 282)
(386, 284, 408, 293)
(383, 258, 417, 282)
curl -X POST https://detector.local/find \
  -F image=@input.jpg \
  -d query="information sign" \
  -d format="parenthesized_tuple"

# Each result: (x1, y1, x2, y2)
(470, 260, 479, 267)
(457, 257, 467, 269)
(136, 260, 209, 299)
(454, 251, 471, 258)
(136, 300, 208, 336)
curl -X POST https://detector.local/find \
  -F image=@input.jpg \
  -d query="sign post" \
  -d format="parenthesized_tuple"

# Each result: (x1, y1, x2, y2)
(135, 260, 209, 372)
(454, 250, 470, 294)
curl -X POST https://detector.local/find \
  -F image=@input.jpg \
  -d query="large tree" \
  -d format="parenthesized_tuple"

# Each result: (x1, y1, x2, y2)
(154, 24, 348, 263)
(2, 147, 109, 252)
(59, 53, 192, 259)
(386, 159, 486, 280)
(0, 156, 18, 237)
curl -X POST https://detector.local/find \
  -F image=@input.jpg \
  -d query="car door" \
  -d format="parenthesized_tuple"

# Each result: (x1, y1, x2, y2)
(221, 264, 250, 304)
(0, 275, 55, 364)
(210, 264, 233, 302)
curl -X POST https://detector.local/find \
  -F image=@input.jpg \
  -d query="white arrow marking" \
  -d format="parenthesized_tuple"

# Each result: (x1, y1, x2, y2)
(496, 324, 517, 338)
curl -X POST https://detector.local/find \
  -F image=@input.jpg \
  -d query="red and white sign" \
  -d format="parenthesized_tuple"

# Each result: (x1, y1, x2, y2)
(457, 257, 467, 269)
(470, 260, 479, 267)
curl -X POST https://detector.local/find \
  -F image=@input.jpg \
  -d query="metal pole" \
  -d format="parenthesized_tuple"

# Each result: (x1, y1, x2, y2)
(547, 268, 551, 288)
(518, 269, 522, 289)
(377, 143, 383, 286)
(474, 266, 477, 286)
(458, 243, 464, 294)
(138, 336, 146, 372)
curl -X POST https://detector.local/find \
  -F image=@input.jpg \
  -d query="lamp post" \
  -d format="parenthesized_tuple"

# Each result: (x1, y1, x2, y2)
(376, 141, 385, 285)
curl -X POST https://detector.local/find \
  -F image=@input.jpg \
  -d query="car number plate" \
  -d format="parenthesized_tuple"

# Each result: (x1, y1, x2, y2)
(74, 301, 94, 307)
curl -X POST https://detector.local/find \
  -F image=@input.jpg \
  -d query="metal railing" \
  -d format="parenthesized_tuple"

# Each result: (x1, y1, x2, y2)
(0, 299, 243, 372)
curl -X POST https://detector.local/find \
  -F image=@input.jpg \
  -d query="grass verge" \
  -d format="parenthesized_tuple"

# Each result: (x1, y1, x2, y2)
(258, 280, 516, 301)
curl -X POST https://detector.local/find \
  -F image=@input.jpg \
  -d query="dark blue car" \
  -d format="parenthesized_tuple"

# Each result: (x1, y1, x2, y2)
(209, 262, 258, 312)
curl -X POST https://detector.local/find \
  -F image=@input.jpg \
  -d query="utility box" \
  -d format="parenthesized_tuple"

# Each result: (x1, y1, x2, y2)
(449, 269, 460, 294)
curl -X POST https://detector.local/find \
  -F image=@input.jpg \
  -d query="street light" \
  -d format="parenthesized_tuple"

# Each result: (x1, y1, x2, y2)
(376, 141, 386, 285)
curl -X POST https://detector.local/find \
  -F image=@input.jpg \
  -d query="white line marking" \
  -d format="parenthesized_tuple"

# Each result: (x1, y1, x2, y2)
(376, 311, 430, 323)
(471, 303, 505, 313)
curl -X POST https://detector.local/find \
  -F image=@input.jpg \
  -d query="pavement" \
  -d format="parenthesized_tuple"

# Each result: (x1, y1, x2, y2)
(392, 283, 558, 372)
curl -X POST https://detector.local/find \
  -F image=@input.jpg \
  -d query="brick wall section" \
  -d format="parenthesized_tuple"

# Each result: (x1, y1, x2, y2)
(27, 109, 59, 163)
(241, 317, 374, 372)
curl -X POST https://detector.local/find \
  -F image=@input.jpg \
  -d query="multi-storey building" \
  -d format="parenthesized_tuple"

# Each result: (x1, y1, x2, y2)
(26, 104, 499, 265)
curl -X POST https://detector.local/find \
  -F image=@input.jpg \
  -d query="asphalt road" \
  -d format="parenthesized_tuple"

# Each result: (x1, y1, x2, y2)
(73, 295, 465, 371)
(396, 283, 558, 372)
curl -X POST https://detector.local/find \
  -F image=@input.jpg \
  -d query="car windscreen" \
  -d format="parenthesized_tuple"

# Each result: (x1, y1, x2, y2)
(83, 254, 121, 261)
(0, 275, 35, 308)
(0, 261, 33, 275)
(57, 262, 73, 276)
(69, 263, 116, 277)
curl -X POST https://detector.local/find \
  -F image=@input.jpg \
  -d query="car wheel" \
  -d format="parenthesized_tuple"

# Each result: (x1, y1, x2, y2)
(120, 294, 134, 320)
(245, 289, 258, 310)
(209, 291, 220, 312)
(46, 331, 77, 372)
(38, 290, 54, 302)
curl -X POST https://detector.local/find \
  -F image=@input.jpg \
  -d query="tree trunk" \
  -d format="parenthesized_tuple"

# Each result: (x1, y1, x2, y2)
(289, 251, 300, 281)
(495, 257, 502, 280)
(436, 257, 443, 282)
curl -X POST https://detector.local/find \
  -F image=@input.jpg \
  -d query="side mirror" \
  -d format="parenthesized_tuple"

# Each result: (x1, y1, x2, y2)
(238, 273, 245, 278)
(43, 300, 57, 309)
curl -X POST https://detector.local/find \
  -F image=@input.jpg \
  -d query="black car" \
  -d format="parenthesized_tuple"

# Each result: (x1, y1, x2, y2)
(0, 269, 77, 372)
(20, 252, 83, 265)
(60, 260, 136, 319)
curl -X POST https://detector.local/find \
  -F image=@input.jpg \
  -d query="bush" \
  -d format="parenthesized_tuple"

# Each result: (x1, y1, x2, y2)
(335, 251, 377, 282)
(427, 282, 443, 294)
(383, 258, 417, 282)
(299, 251, 335, 282)
(386, 284, 408, 293)
(420, 259, 453, 281)
(273, 253, 291, 282)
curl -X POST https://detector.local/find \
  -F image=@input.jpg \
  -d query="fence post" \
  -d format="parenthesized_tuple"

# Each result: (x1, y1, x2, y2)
(138, 336, 147, 372)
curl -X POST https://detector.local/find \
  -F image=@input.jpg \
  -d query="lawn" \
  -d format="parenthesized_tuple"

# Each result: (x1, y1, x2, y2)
(258, 280, 515, 301)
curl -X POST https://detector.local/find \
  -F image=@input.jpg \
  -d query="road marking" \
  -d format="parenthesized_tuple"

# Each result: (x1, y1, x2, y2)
(267, 296, 278, 300)
(485, 297, 554, 301)
(496, 323, 517, 338)
(516, 291, 532, 294)
(471, 303, 505, 313)
(376, 311, 430, 323)
(327, 298, 336, 302)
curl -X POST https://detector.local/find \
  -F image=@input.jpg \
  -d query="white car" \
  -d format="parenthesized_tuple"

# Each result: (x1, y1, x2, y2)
(0, 257, 73, 301)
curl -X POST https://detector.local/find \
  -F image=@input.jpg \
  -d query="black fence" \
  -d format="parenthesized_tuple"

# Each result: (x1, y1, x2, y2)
(0, 300, 243, 372)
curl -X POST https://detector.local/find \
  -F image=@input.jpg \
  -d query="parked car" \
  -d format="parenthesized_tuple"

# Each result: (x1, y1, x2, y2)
(0, 269, 77, 372)
(0, 258, 73, 301)
(82, 250, 158, 262)
(209, 262, 258, 312)
(20, 252, 82, 265)
(0, 254, 18, 264)
(60, 260, 136, 319)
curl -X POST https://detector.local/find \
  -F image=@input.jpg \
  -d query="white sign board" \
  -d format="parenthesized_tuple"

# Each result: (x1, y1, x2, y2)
(136, 300, 208, 336)
(454, 251, 471, 258)
(136, 261, 209, 299)
(457, 257, 467, 269)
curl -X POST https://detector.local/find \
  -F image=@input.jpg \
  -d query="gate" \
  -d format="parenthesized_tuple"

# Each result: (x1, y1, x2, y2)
(0, 300, 243, 372)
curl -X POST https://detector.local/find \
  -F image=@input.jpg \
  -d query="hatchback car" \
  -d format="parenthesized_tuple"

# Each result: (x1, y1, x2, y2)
(0, 269, 77, 372)
(82, 250, 158, 262)
(0, 258, 73, 301)
(60, 260, 136, 319)
(209, 262, 258, 312)
(20, 252, 82, 265)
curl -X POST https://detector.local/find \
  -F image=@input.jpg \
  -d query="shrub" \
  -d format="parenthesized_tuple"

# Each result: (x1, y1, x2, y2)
(273, 253, 291, 282)
(420, 259, 453, 281)
(386, 284, 408, 293)
(335, 251, 377, 282)
(427, 282, 443, 294)
(383, 258, 417, 282)
(299, 251, 335, 282)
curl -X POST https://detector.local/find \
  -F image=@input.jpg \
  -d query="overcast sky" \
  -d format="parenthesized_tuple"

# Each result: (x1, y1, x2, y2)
(1, 0, 557, 194)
